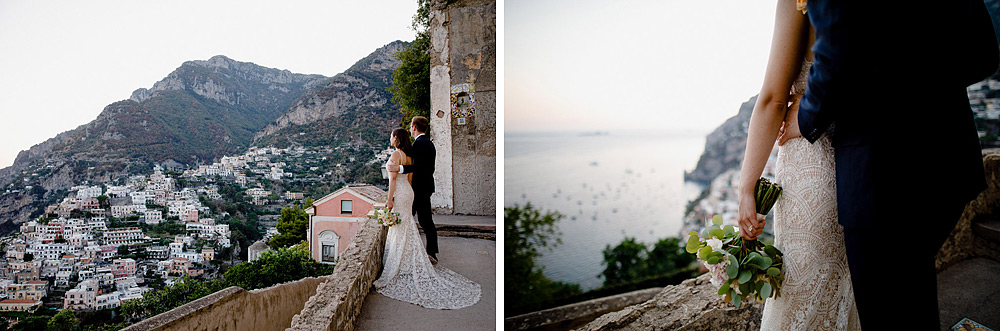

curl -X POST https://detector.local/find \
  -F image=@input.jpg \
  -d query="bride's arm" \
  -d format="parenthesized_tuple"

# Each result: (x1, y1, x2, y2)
(737, 0, 809, 240)
(386, 151, 400, 210)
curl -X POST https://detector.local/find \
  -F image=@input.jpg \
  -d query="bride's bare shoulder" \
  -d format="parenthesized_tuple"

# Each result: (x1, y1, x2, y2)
(398, 150, 413, 165)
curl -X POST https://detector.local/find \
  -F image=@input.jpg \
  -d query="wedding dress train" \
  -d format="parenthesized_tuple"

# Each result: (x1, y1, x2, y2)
(373, 169, 481, 309)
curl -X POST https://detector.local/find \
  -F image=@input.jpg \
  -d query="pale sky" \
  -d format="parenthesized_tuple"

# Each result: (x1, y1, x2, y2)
(0, 0, 419, 168)
(506, 0, 778, 135)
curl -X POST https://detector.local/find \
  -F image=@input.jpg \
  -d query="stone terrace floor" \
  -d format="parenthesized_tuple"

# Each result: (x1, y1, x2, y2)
(356, 214, 497, 330)
(938, 258, 1000, 330)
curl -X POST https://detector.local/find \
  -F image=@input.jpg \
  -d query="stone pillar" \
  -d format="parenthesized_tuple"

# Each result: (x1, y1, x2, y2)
(429, 2, 455, 214)
(446, 0, 496, 215)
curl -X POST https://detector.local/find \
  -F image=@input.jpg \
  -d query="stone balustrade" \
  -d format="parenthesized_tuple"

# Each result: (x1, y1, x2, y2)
(120, 278, 327, 331)
(287, 219, 388, 331)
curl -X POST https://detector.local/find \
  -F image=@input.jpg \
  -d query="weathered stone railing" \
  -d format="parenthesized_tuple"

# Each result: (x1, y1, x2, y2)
(287, 219, 388, 331)
(937, 150, 1000, 268)
(506, 288, 663, 330)
(122, 219, 388, 331)
(121, 278, 327, 331)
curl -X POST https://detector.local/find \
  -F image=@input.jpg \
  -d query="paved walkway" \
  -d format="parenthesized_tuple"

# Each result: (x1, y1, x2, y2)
(356, 214, 497, 331)
(938, 258, 1000, 330)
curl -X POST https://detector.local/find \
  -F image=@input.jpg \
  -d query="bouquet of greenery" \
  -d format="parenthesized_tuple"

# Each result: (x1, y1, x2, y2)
(371, 207, 402, 227)
(685, 178, 784, 308)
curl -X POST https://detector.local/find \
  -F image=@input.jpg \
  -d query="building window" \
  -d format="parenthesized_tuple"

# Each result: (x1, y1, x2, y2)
(341, 200, 352, 214)
(322, 244, 337, 263)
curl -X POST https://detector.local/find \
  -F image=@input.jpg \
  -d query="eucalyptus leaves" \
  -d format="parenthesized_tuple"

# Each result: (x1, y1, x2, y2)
(686, 215, 785, 308)
(685, 178, 785, 308)
(371, 207, 402, 227)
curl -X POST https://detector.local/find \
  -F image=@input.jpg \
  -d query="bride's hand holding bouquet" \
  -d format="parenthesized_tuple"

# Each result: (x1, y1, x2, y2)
(687, 178, 784, 308)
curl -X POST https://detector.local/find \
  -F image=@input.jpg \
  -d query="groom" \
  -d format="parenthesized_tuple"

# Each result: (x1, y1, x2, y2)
(778, 1, 999, 329)
(389, 116, 439, 263)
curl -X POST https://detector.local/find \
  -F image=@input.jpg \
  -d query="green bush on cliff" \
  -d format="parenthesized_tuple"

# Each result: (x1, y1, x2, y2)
(601, 237, 696, 286)
(505, 203, 582, 316)
(119, 277, 229, 323)
(224, 246, 333, 291)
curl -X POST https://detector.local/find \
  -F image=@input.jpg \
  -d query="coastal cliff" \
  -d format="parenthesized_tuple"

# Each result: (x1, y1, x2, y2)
(683, 95, 755, 184)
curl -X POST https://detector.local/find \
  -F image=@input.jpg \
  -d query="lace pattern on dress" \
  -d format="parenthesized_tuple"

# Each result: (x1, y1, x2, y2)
(792, 59, 814, 96)
(759, 59, 859, 330)
(373, 158, 481, 310)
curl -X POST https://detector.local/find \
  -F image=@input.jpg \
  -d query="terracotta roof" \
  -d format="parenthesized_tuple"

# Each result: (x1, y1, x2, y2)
(0, 299, 39, 304)
(346, 184, 388, 204)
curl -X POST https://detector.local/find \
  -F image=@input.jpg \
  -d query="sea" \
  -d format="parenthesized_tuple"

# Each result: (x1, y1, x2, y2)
(505, 130, 708, 290)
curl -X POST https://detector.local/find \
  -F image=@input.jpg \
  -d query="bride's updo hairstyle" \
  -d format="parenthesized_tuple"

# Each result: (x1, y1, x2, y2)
(392, 128, 413, 156)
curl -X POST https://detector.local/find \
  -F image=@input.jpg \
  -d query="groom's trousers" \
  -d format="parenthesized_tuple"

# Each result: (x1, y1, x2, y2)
(413, 191, 438, 255)
(843, 198, 968, 330)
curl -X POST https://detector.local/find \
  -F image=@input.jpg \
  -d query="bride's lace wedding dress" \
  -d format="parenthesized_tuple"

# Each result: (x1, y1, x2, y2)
(759, 60, 861, 330)
(373, 158, 481, 310)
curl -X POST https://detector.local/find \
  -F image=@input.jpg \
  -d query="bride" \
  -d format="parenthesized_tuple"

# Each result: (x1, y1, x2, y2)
(373, 128, 481, 310)
(736, 0, 859, 329)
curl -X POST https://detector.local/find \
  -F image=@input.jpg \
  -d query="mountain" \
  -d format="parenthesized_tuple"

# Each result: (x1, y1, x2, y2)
(252, 41, 408, 149)
(0, 41, 408, 230)
(684, 95, 756, 184)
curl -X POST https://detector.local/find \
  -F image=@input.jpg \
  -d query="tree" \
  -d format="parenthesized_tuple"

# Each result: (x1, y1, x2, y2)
(23, 253, 33, 262)
(47, 309, 78, 331)
(11, 316, 48, 331)
(646, 237, 695, 275)
(389, 0, 431, 128)
(504, 204, 581, 316)
(267, 207, 309, 248)
(118, 245, 131, 257)
(119, 276, 228, 323)
(223, 246, 333, 291)
(601, 237, 648, 285)
(601, 237, 696, 286)
(96, 195, 110, 209)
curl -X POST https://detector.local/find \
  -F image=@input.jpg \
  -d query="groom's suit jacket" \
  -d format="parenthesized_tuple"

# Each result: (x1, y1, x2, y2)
(401, 134, 436, 196)
(799, 0, 998, 230)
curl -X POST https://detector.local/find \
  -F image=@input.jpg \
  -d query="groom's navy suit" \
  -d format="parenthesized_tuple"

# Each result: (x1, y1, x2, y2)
(400, 134, 438, 256)
(800, 1, 998, 329)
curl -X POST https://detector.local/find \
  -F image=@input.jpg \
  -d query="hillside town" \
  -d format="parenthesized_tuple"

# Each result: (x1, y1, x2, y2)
(0, 144, 394, 322)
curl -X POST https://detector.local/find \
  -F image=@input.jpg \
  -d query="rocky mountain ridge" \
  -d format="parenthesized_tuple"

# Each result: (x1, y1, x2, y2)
(252, 41, 407, 149)
(0, 41, 409, 229)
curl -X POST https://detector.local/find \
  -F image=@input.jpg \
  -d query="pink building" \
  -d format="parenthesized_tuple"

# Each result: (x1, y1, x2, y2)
(112, 258, 136, 279)
(306, 184, 386, 265)
(182, 210, 199, 222)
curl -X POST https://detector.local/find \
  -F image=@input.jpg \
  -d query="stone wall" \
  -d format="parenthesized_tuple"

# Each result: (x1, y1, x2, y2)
(506, 288, 663, 330)
(428, 0, 497, 215)
(447, 0, 497, 216)
(579, 274, 763, 330)
(937, 149, 1000, 269)
(287, 220, 388, 331)
(122, 278, 326, 331)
